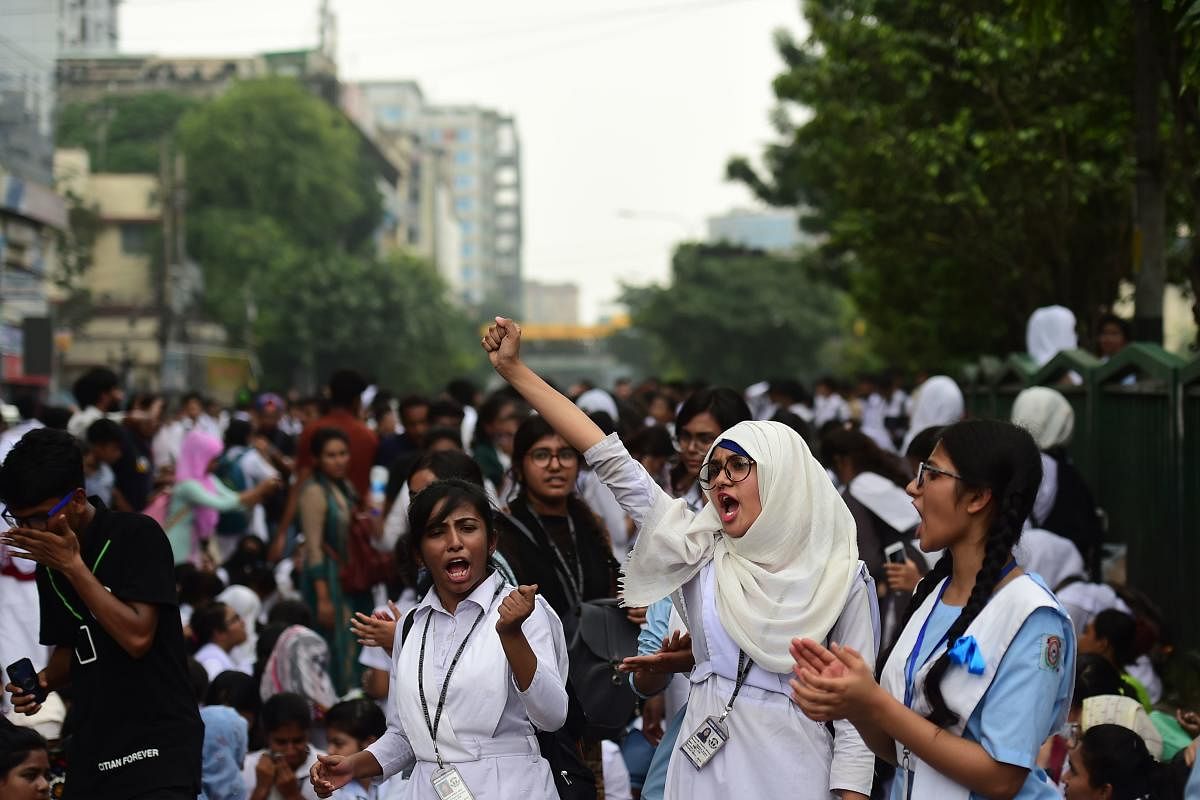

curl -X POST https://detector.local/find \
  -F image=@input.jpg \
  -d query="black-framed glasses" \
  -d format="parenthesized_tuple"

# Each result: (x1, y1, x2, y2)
(916, 462, 964, 488)
(675, 430, 719, 453)
(528, 447, 579, 468)
(698, 455, 755, 490)
(1, 489, 77, 530)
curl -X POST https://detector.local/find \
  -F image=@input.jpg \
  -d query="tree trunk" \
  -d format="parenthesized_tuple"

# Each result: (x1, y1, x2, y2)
(1132, 0, 1166, 343)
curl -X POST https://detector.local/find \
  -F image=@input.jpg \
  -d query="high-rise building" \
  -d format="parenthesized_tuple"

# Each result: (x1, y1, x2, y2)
(524, 281, 580, 326)
(706, 208, 809, 253)
(352, 82, 523, 311)
(58, 0, 122, 55)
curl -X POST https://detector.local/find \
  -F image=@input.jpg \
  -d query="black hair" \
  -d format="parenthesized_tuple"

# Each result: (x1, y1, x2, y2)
(769, 378, 811, 406)
(325, 698, 386, 743)
(181, 391, 204, 406)
(428, 399, 464, 423)
(85, 417, 124, 446)
(310, 427, 349, 459)
(407, 450, 484, 489)
(191, 601, 231, 646)
(406, 478, 497, 563)
(1072, 653, 1125, 708)
(905, 425, 946, 461)
(261, 692, 312, 733)
(674, 387, 752, 432)
(423, 427, 465, 451)
(223, 535, 268, 586)
(1075, 724, 1169, 800)
(0, 428, 84, 510)
(770, 410, 814, 447)
(1091, 609, 1140, 667)
(177, 567, 225, 609)
(820, 427, 910, 488)
(206, 670, 262, 717)
(12, 391, 39, 422)
(37, 406, 72, 431)
(186, 656, 210, 703)
(72, 367, 120, 409)
(445, 379, 478, 408)
(398, 394, 431, 418)
(328, 370, 367, 410)
(629, 425, 676, 459)
(885, 419, 1042, 728)
(588, 411, 616, 436)
(224, 418, 253, 449)
(267, 599, 314, 629)
(473, 390, 526, 447)
(1096, 313, 1132, 343)
(0, 716, 47, 778)
(254, 622, 287, 683)
(511, 415, 577, 487)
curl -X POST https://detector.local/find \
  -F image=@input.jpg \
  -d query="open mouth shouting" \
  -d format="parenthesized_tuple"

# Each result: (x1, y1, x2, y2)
(716, 491, 741, 525)
(444, 557, 473, 585)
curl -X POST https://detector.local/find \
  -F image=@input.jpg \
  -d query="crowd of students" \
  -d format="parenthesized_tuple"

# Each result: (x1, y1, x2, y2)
(0, 306, 1197, 799)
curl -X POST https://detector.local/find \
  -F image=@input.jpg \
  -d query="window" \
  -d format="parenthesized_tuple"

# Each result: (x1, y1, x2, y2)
(119, 223, 153, 255)
(461, 242, 475, 258)
(455, 198, 472, 213)
(455, 150, 472, 165)
(458, 128, 472, 142)
(455, 175, 473, 190)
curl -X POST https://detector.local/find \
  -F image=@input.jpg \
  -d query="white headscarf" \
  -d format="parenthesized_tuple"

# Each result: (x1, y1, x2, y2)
(218, 584, 261, 672)
(900, 376, 964, 454)
(1011, 386, 1074, 451)
(620, 420, 859, 674)
(1026, 305, 1078, 367)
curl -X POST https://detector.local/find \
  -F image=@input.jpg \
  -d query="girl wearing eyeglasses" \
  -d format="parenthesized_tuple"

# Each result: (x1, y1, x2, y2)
(482, 317, 878, 800)
(791, 419, 1077, 800)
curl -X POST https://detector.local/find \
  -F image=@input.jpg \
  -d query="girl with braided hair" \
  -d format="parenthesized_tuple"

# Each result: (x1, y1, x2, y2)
(792, 419, 1076, 799)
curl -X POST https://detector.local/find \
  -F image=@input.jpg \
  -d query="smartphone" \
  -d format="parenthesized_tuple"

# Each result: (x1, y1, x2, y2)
(6, 658, 48, 704)
(883, 541, 907, 565)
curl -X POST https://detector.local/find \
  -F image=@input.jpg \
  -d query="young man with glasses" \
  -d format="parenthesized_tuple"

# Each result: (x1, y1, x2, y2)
(0, 428, 203, 800)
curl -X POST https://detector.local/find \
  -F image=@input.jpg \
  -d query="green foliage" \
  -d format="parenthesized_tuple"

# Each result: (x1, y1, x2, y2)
(620, 243, 854, 386)
(730, 0, 1137, 371)
(177, 78, 378, 252)
(56, 92, 198, 173)
(51, 190, 101, 330)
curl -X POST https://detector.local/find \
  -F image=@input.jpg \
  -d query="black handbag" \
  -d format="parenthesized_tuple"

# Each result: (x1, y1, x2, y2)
(567, 598, 641, 740)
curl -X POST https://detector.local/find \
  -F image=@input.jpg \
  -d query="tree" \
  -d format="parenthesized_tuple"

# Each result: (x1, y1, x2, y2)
(619, 243, 859, 386)
(730, 0, 1136, 370)
(56, 92, 198, 173)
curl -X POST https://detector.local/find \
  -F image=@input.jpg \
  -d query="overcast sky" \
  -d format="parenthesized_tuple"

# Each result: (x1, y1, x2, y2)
(119, 0, 807, 322)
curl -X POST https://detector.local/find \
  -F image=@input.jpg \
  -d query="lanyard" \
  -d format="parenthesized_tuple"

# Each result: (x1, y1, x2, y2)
(535, 513, 583, 607)
(417, 583, 504, 767)
(47, 539, 112, 621)
(717, 651, 753, 722)
(902, 560, 1018, 708)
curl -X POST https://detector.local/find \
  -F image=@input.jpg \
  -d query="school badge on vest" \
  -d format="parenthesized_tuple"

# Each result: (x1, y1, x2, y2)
(1039, 634, 1063, 671)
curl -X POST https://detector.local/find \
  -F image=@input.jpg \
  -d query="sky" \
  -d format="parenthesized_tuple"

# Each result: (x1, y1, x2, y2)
(118, 0, 808, 322)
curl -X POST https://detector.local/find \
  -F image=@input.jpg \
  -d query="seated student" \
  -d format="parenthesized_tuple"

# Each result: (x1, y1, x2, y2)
(1078, 610, 1152, 708)
(200, 702, 249, 800)
(322, 699, 394, 800)
(84, 418, 128, 510)
(243, 692, 326, 800)
(207, 670, 263, 746)
(193, 601, 251, 681)
(1036, 654, 1125, 784)
(1063, 724, 1180, 799)
(0, 718, 50, 800)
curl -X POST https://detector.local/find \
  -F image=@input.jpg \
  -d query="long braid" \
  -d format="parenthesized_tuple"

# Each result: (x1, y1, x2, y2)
(875, 550, 954, 681)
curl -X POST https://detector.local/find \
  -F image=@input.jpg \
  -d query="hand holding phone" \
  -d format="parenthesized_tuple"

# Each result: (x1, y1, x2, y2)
(6, 657, 48, 712)
(883, 541, 907, 565)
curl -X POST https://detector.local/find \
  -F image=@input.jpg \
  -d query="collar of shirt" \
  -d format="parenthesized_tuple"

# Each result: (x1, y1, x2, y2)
(418, 569, 503, 618)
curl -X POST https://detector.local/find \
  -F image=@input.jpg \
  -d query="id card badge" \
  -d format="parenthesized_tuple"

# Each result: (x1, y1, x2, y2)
(431, 765, 475, 800)
(680, 715, 729, 770)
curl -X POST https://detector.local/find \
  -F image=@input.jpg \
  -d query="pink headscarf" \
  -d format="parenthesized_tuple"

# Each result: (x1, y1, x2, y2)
(176, 429, 224, 540)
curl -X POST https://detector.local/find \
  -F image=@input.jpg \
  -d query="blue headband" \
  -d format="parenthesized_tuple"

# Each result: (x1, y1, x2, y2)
(714, 438, 751, 459)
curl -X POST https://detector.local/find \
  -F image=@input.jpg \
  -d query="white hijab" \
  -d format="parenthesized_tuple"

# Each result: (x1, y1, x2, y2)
(1011, 386, 1074, 451)
(218, 584, 261, 672)
(1026, 305, 1078, 367)
(621, 420, 859, 674)
(901, 376, 964, 454)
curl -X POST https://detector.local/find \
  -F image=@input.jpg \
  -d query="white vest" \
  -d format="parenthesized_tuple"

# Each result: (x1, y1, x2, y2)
(879, 573, 1071, 799)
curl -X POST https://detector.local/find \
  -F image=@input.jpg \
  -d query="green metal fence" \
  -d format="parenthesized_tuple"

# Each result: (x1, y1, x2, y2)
(960, 344, 1200, 648)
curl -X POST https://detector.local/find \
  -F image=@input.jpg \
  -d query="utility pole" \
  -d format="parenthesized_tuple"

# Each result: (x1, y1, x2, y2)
(1132, 0, 1165, 344)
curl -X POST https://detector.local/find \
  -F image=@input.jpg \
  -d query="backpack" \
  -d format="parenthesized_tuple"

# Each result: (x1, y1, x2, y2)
(213, 448, 250, 535)
(400, 603, 597, 800)
(565, 598, 641, 740)
(315, 479, 392, 594)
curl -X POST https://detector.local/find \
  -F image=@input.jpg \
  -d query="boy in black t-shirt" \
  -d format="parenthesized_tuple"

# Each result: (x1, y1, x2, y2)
(0, 428, 203, 800)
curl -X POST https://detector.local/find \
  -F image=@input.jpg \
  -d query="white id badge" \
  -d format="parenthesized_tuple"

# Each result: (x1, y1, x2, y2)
(431, 765, 475, 800)
(680, 715, 729, 770)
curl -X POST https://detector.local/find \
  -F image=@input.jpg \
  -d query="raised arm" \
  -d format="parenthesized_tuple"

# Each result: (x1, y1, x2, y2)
(483, 318, 605, 454)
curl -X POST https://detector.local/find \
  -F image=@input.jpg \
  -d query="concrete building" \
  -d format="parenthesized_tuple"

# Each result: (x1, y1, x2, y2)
(351, 82, 523, 310)
(706, 208, 808, 253)
(58, 0, 122, 55)
(524, 281, 580, 326)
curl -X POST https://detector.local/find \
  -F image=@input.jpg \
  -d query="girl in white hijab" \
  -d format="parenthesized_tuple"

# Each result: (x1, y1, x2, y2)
(482, 317, 879, 800)
(1026, 305, 1079, 368)
(901, 376, 964, 454)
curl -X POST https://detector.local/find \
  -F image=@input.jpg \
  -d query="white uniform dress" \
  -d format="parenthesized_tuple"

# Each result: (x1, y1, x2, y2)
(365, 571, 569, 800)
(585, 435, 879, 799)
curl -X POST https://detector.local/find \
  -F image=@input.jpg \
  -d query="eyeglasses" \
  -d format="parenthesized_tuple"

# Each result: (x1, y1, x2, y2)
(675, 430, 718, 453)
(698, 455, 755, 490)
(916, 462, 964, 488)
(1, 489, 77, 530)
(528, 447, 579, 468)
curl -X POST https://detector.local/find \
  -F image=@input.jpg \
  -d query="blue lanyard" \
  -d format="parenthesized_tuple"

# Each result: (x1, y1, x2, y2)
(902, 560, 1017, 708)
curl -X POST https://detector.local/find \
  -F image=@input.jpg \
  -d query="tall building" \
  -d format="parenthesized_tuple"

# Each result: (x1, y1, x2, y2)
(352, 82, 523, 310)
(58, 0, 122, 55)
(706, 208, 808, 253)
(524, 281, 580, 326)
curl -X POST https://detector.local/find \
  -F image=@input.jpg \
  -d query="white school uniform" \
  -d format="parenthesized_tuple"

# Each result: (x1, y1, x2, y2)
(241, 747, 324, 800)
(364, 571, 569, 800)
(583, 435, 879, 799)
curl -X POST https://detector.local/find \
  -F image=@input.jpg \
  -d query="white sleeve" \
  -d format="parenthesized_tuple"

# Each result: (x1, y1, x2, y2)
(241, 450, 278, 485)
(380, 483, 410, 553)
(582, 433, 672, 529)
(512, 599, 569, 731)
(826, 567, 880, 796)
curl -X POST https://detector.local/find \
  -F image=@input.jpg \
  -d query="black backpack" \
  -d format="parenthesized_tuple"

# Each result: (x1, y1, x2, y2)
(400, 606, 596, 800)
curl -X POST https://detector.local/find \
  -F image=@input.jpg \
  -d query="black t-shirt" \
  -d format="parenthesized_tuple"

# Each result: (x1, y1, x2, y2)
(112, 426, 155, 511)
(36, 499, 202, 799)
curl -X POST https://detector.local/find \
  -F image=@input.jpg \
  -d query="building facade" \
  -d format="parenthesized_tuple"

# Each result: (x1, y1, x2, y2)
(524, 280, 580, 326)
(706, 207, 808, 253)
